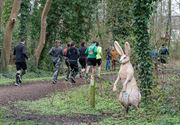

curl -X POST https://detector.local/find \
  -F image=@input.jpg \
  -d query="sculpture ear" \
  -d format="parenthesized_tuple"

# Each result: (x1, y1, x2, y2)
(114, 41, 124, 56)
(124, 42, 131, 56)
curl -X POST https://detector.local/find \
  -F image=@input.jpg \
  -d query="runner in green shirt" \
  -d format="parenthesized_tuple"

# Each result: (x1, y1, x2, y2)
(85, 41, 97, 79)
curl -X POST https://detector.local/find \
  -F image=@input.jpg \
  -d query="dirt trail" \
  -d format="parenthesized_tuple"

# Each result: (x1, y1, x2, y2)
(0, 79, 85, 105)
(0, 74, 117, 105)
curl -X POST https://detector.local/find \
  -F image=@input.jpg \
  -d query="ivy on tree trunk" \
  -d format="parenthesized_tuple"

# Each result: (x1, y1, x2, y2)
(132, 0, 155, 100)
(19, 0, 30, 38)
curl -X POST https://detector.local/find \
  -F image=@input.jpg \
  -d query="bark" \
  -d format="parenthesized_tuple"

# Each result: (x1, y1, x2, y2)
(0, 0, 4, 72)
(34, 0, 52, 66)
(166, 0, 172, 48)
(160, 1, 163, 37)
(1, 0, 21, 71)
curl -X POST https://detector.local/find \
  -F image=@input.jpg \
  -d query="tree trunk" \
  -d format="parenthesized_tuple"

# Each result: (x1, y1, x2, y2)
(96, 13, 103, 48)
(132, 0, 154, 100)
(19, 0, 30, 38)
(34, 0, 52, 66)
(0, 0, 4, 24)
(1, 0, 21, 71)
(0, 0, 4, 72)
(166, 0, 171, 48)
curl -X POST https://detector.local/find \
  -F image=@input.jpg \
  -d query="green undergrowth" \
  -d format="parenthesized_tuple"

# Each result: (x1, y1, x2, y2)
(13, 79, 180, 125)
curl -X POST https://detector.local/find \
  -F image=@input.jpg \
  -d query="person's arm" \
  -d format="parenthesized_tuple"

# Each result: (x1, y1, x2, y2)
(67, 49, 70, 58)
(60, 48, 64, 59)
(22, 46, 28, 60)
(77, 48, 80, 58)
(166, 48, 169, 55)
(48, 47, 54, 56)
(158, 48, 162, 55)
(13, 47, 16, 61)
(100, 47, 102, 56)
(94, 46, 97, 55)
(85, 48, 88, 56)
(13, 47, 16, 55)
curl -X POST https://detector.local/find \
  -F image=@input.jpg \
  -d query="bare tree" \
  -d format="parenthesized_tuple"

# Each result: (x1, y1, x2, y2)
(34, 0, 52, 66)
(1, 0, 21, 71)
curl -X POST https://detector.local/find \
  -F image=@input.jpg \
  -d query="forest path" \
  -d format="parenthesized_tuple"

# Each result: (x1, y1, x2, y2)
(0, 74, 117, 105)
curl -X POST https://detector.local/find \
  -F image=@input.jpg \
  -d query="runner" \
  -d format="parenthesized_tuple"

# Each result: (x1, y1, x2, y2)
(13, 38, 28, 86)
(78, 41, 87, 78)
(49, 40, 63, 84)
(67, 42, 80, 83)
(85, 41, 97, 82)
(105, 48, 111, 71)
(63, 43, 71, 81)
(159, 44, 169, 64)
(111, 46, 119, 71)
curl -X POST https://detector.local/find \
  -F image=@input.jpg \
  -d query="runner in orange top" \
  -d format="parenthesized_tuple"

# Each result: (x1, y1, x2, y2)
(111, 47, 119, 70)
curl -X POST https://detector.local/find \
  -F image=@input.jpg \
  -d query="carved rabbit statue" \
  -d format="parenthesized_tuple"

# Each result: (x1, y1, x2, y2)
(113, 41, 141, 113)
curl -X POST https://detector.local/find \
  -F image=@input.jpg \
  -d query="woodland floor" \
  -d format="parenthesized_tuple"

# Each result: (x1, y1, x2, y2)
(0, 74, 117, 124)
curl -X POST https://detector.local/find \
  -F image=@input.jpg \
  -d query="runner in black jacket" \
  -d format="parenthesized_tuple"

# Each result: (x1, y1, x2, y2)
(67, 42, 79, 83)
(78, 41, 87, 78)
(13, 38, 28, 86)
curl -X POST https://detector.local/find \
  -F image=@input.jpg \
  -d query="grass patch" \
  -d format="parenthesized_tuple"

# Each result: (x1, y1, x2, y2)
(13, 80, 180, 125)
(0, 70, 53, 85)
(16, 84, 120, 115)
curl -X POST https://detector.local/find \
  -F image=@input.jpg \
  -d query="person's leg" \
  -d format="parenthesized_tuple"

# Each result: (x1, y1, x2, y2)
(81, 60, 86, 78)
(112, 60, 115, 70)
(69, 62, 77, 83)
(90, 66, 95, 85)
(90, 59, 96, 85)
(65, 59, 70, 80)
(72, 62, 78, 78)
(107, 59, 110, 70)
(82, 59, 86, 72)
(97, 59, 102, 77)
(16, 62, 27, 84)
(52, 59, 60, 83)
(21, 62, 27, 77)
(86, 58, 91, 77)
(105, 59, 108, 71)
(108, 60, 111, 70)
(86, 65, 90, 74)
(15, 62, 21, 85)
(79, 58, 84, 78)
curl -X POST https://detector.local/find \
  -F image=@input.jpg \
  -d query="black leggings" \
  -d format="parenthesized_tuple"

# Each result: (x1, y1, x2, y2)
(69, 61, 79, 78)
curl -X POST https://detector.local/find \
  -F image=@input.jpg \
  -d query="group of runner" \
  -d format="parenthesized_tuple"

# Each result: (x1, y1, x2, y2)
(13, 37, 121, 86)
(49, 40, 102, 84)
(13, 38, 168, 86)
